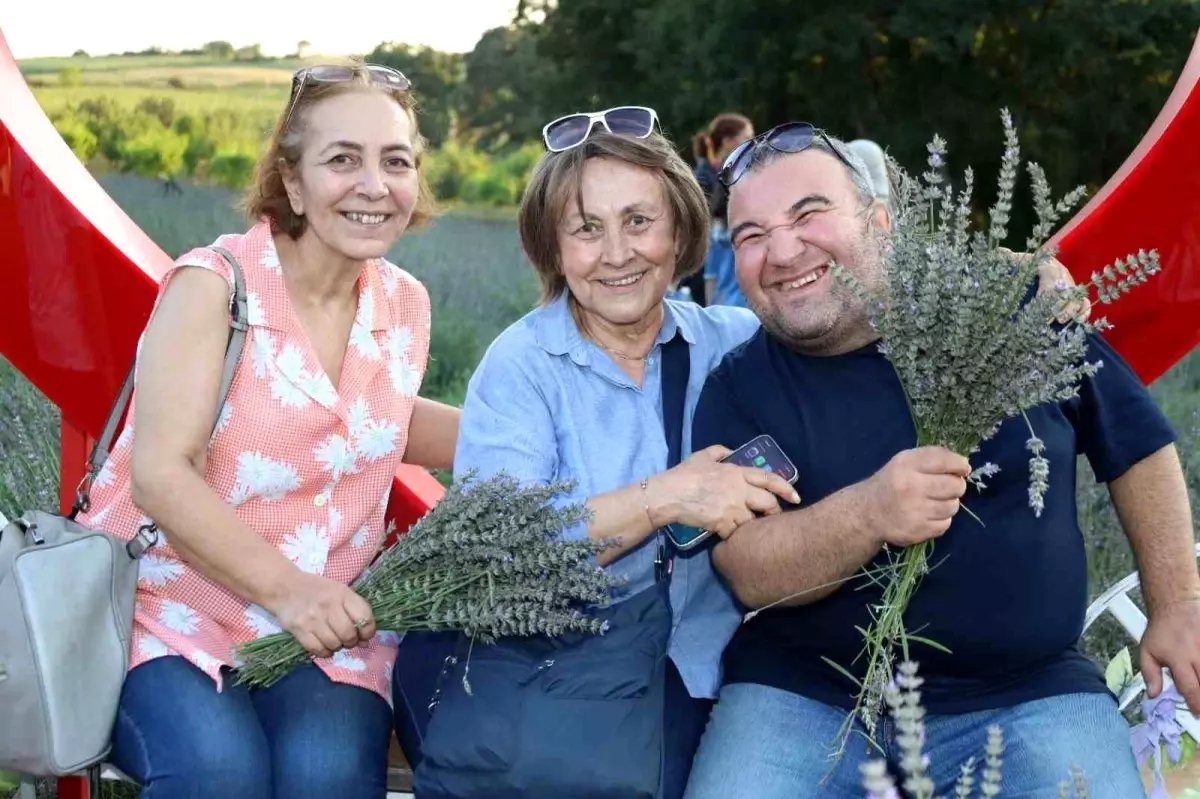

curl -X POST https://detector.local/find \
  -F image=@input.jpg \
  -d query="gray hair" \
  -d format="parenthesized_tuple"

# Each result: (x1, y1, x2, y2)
(741, 130, 878, 209)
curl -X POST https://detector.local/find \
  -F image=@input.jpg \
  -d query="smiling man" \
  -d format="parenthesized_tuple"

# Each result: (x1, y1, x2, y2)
(680, 124, 1198, 798)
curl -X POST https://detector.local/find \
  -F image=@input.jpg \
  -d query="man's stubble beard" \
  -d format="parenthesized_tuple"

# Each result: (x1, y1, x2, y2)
(752, 232, 882, 357)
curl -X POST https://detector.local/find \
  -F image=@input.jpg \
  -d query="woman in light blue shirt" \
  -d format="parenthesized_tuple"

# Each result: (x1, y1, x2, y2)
(395, 109, 799, 798)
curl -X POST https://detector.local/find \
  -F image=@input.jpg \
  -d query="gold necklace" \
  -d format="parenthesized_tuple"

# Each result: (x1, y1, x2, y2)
(595, 340, 651, 362)
(568, 295, 656, 363)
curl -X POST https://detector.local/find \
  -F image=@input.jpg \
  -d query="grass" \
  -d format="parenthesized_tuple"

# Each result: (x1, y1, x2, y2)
(30, 84, 287, 125)
(18, 54, 308, 77)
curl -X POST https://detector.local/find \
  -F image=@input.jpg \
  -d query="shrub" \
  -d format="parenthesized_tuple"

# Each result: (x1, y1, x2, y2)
(207, 151, 257, 189)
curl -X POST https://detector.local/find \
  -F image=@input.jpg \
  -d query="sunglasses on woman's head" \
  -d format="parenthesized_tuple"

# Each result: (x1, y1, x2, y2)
(718, 121, 860, 188)
(282, 64, 412, 130)
(541, 106, 659, 152)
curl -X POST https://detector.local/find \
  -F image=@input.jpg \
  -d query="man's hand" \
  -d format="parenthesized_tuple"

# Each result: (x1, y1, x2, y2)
(859, 446, 971, 548)
(1141, 595, 1200, 715)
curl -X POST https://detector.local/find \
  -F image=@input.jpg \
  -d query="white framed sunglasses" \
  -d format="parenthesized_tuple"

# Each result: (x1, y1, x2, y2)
(541, 106, 660, 152)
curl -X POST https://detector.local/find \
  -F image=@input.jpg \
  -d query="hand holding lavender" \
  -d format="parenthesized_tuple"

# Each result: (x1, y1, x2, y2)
(234, 472, 623, 688)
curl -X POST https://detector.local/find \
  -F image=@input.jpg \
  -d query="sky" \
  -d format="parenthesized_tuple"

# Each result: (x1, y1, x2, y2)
(0, 0, 521, 59)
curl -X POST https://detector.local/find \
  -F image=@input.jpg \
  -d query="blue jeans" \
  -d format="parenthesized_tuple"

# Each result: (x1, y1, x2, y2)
(393, 631, 713, 798)
(683, 683, 1147, 799)
(110, 655, 392, 799)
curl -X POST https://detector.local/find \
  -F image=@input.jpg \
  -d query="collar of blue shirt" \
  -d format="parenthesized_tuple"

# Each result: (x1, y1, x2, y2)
(531, 291, 699, 367)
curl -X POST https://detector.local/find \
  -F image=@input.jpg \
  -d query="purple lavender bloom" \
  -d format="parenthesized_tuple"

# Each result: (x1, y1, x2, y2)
(1130, 683, 1186, 799)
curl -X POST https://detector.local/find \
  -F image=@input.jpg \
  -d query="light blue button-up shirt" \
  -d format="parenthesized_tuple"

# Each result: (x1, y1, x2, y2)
(453, 292, 761, 699)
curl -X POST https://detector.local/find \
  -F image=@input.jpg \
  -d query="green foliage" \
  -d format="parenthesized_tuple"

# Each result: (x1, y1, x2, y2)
(0, 359, 60, 524)
(517, 0, 1199, 245)
(207, 151, 257, 189)
(57, 65, 81, 87)
(366, 42, 464, 146)
(34, 83, 535, 205)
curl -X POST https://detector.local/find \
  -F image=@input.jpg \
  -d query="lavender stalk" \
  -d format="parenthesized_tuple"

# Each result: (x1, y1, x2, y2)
(234, 472, 623, 688)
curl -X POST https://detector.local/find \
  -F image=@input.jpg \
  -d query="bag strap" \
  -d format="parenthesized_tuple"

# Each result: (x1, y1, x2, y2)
(659, 333, 690, 470)
(71, 246, 249, 518)
(654, 329, 691, 581)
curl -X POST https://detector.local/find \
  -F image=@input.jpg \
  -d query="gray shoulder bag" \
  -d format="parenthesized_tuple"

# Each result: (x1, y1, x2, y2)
(0, 247, 247, 777)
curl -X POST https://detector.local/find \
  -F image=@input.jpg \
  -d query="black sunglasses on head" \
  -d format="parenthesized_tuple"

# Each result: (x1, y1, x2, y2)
(282, 64, 412, 130)
(719, 122, 862, 187)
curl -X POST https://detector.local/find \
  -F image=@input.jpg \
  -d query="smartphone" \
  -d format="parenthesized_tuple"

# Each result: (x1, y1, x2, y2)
(664, 434, 799, 551)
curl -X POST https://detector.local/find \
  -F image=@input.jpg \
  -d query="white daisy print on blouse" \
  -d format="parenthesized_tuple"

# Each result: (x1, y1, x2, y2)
(229, 452, 301, 505)
(160, 600, 201, 635)
(376, 630, 402, 646)
(351, 524, 370, 548)
(139, 553, 184, 587)
(272, 344, 314, 408)
(328, 505, 343, 538)
(245, 604, 283, 638)
(348, 397, 372, 440)
(137, 632, 171, 660)
(93, 458, 115, 489)
(388, 358, 420, 397)
(282, 522, 330, 574)
(261, 246, 282, 274)
(356, 419, 399, 463)
(192, 651, 223, 675)
(332, 650, 367, 672)
(350, 289, 383, 361)
(381, 263, 401, 297)
(300, 372, 339, 407)
(252, 329, 276, 379)
(315, 434, 359, 481)
(114, 425, 134, 453)
(386, 326, 413, 360)
(246, 292, 267, 326)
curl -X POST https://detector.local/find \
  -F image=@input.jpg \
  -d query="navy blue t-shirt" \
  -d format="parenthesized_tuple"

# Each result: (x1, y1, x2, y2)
(692, 328, 1177, 714)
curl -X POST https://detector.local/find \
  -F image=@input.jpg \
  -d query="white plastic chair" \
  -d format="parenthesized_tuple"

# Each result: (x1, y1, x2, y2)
(1082, 541, 1200, 741)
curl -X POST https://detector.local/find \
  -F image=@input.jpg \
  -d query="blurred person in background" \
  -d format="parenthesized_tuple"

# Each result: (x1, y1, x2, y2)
(688, 112, 754, 307)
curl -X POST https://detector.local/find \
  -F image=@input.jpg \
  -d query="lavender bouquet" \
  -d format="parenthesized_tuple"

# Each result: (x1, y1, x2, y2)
(832, 109, 1160, 745)
(234, 473, 622, 688)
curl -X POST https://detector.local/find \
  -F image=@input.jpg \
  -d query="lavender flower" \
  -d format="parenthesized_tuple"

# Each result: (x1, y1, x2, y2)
(1130, 683, 1187, 799)
(830, 108, 1160, 752)
(235, 472, 624, 687)
(859, 661, 1090, 798)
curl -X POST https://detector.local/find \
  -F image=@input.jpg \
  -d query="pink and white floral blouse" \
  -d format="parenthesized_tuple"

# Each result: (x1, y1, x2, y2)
(77, 220, 431, 705)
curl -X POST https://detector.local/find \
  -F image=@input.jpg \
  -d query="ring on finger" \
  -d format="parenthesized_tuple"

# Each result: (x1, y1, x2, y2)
(354, 617, 369, 630)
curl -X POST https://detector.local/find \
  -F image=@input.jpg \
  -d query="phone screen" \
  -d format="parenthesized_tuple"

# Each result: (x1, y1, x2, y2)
(665, 434, 799, 550)
(723, 434, 799, 484)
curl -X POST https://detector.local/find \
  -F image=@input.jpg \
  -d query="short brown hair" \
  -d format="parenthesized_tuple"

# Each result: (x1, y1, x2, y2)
(242, 63, 437, 238)
(518, 131, 710, 303)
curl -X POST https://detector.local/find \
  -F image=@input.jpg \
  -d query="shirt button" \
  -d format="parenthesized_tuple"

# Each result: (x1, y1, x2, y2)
(314, 493, 327, 507)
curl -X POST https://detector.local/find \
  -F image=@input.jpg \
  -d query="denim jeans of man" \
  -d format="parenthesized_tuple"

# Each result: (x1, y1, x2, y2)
(393, 630, 714, 798)
(110, 655, 392, 799)
(683, 683, 1147, 799)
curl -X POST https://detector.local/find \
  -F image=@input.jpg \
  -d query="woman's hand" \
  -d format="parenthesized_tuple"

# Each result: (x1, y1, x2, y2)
(648, 445, 801, 539)
(1001, 247, 1092, 323)
(263, 572, 377, 659)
